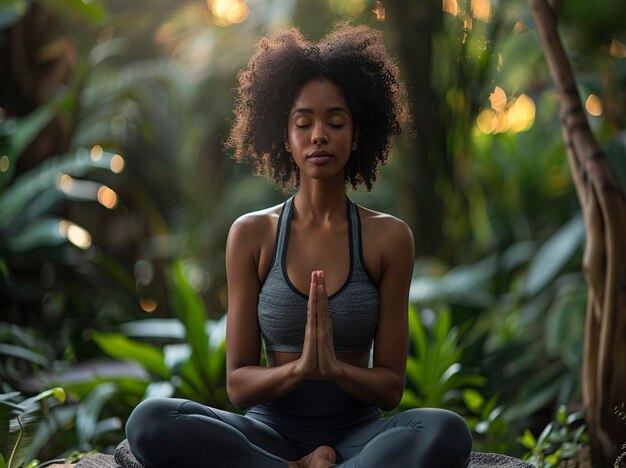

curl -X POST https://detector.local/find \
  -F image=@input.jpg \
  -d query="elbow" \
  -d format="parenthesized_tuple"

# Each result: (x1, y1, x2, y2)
(226, 378, 248, 410)
(379, 379, 404, 412)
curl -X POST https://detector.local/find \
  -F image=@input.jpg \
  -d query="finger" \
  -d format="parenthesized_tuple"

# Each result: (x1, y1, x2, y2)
(308, 271, 318, 325)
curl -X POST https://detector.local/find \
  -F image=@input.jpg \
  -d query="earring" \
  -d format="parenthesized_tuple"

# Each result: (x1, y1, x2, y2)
(352, 142, 357, 151)
(285, 144, 291, 152)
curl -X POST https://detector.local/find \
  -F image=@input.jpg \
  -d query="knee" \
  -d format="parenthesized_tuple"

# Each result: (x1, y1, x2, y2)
(126, 398, 180, 456)
(418, 408, 472, 466)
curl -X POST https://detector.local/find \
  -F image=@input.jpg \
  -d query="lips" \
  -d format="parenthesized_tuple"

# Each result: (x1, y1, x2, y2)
(306, 150, 333, 165)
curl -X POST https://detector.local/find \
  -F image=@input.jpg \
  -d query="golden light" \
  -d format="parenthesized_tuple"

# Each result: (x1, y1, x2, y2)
(372, 0, 385, 21)
(140, 296, 158, 313)
(585, 94, 603, 116)
(513, 21, 526, 34)
(476, 109, 496, 134)
(58, 174, 74, 193)
(609, 39, 626, 59)
(59, 220, 92, 249)
(493, 111, 509, 133)
(513, 94, 536, 121)
(471, 0, 491, 22)
(210, 0, 249, 25)
(442, 0, 458, 16)
(90, 145, 103, 161)
(110, 154, 125, 173)
(489, 86, 507, 112)
(476, 92, 536, 135)
(97, 186, 118, 209)
(0, 155, 9, 172)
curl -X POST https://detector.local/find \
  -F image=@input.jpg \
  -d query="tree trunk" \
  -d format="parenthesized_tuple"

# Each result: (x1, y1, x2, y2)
(529, 1, 626, 466)
(385, 0, 444, 257)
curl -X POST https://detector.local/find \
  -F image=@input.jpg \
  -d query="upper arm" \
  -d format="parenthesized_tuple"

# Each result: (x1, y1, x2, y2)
(372, 218, 414, 380)
(225, 215, 265, 376)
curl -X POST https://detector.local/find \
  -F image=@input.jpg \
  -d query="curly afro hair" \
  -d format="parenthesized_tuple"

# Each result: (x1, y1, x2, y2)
(226, 21, 410, 191)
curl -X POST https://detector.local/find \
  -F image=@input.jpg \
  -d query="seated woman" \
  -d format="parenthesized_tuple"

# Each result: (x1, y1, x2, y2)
(125, 22, 472, 468)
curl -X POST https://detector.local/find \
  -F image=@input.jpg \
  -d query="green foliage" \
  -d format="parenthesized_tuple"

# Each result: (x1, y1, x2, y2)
(91, 260, 230, 408)
(0, 388, 65, 468)
(401, 306, 486, 410)
(519, 405, 588, 467)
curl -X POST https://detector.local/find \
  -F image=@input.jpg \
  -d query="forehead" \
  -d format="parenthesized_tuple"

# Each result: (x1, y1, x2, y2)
(291, 79, 350, 112)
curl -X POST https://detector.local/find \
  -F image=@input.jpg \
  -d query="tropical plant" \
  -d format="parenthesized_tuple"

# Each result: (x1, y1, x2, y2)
(0, 387, 65, 468)
(400, 306, 486, 411)
(88, 260, 230, 409)
(519, 404, 589, 467)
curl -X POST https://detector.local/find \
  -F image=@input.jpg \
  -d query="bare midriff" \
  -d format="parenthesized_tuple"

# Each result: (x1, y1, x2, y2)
(266, 350, 370, 380)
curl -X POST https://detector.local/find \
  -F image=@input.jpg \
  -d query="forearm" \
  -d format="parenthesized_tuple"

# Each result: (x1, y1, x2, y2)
(329, 361, 405, 411)
(227, 360, 305, 410)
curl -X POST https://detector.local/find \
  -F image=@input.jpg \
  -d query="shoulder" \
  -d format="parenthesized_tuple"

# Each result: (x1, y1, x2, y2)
(357, 205, 414, 249)
(228, 203, 283, 237)
(227, 203, 284, 253)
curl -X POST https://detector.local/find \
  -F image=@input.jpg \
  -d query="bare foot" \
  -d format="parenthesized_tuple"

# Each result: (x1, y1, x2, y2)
(287, 445, 336, 467)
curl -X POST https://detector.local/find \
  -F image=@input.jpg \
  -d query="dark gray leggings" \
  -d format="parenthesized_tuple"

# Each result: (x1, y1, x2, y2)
(126, 383, 472, 467)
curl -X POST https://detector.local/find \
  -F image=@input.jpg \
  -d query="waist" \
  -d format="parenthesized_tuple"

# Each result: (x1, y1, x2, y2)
(248, 381, 377, 418)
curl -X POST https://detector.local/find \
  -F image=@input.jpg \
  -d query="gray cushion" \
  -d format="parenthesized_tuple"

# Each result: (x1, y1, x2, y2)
(75, 439, 536, 467)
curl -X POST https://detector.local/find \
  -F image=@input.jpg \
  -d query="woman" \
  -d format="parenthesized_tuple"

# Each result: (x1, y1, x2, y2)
(126, 22, 472, 468)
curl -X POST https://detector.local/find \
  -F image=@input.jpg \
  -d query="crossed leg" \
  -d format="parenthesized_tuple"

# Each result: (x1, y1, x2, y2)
(126, 399, 470, 468)
(332, 408, 472, 468)
(126, 398, 299, 467)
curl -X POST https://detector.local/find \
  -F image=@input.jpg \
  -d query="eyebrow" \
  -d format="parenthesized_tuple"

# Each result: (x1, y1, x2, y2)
(292, 106, 349, 115)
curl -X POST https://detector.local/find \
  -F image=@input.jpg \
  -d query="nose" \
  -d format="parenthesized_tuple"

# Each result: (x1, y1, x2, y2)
(312, 122, 327, 145)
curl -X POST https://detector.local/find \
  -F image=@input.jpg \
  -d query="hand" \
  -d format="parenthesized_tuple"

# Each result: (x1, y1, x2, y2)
(298, 271, 319, 376)
(314, 271, 338, 376)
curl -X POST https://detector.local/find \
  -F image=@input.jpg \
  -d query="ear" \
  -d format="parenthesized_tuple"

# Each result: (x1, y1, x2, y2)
(284, 129, 290, 152)
(352, 125, 359, 149)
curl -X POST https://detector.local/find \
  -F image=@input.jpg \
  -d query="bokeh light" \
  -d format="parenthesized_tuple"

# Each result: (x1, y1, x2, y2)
(609, 39, 626, 59)
(90, 145, 103, 161)
(59, 220, 92, 249)
(476, 88, 536, 135)
(97, 186, 118, 209)
(110, 154, 125, 173)
(0, 155, 9, 172)
(209, 0, 249, 25)
(140, 296, 158, 313)
(585, 94, 603, 116)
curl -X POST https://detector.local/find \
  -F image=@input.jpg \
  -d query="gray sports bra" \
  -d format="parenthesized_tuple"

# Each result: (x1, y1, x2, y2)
(257, 196, 379, 353)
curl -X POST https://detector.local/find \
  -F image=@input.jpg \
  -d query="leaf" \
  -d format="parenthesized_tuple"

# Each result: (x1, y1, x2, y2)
(518, 429, 536, 449)
(120, 319, 185, 340)
(537, 422, 553, 447)
(92, 331, 170, 379)
(4, 218, 68, 253)
(0, 148, 118, 228)
(523, 214, 585, 297)
(39, 0, 108, 24)
(0, 344, 49, 368)
(20, 388, 66, 412)
(10, 103, 57, 161)
(76, 383, 117, 446)
(409, 256, 496, 307)
(0, 452, 5, 468)
(462, 389, 485, 414)
(170, 261, 211, 386)
(0, 103, 57, 191)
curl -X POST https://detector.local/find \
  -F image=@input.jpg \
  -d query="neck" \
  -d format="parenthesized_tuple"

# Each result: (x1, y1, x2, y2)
(293, 179, 347, 224)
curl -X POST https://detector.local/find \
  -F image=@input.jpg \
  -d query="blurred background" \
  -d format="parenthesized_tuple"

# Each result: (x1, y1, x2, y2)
(1, 0, 625, 465)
